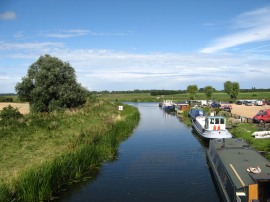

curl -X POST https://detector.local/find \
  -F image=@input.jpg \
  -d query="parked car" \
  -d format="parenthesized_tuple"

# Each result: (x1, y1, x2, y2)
(245, 101, 253, 106)
(236, 100, 242, 105)
(222, 105, 232, 112)
(253, 109, 270, 123)
(211, 102, 221, 108)
(255, 100, 263, 106)
(266, 100, 270, 105)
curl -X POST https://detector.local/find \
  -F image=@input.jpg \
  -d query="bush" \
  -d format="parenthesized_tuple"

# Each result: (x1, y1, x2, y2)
(0, 105, 23, 127)
(0, 97, 13, 102)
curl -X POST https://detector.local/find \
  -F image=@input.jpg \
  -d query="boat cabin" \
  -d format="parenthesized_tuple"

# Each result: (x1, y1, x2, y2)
(205, 116, 226, 131)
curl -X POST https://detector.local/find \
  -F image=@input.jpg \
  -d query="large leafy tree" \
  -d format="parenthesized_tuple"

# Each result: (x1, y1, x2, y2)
(16, 55, 88, 112)
(223, 81, 240, 100)
(187, 85, 198, 100)
(204, 86, 214, 100)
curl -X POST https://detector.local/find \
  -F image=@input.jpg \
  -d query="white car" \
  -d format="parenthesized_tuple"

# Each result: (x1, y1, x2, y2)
(255, 100, 263, 106)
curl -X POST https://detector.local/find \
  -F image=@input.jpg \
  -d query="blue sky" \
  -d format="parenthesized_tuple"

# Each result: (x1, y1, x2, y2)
(1, 0, 270, 93)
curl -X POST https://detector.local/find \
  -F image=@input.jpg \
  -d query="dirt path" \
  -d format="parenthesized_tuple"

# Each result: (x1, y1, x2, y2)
(0, 102, 30, 114)
(230, 104, 269, 118)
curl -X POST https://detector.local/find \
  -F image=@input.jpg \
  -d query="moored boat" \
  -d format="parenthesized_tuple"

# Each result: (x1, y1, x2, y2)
(206, 138, 270, 202)
(190, 108, 232, 139)
(252, 131, 270, 139)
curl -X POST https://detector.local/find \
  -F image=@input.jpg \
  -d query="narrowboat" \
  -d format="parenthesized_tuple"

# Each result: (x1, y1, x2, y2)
(206, 138, 270, 202)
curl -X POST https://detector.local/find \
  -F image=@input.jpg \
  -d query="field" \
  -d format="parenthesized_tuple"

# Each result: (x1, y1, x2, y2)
(0, 102, 30, 114)
(97, 91, 270, 102)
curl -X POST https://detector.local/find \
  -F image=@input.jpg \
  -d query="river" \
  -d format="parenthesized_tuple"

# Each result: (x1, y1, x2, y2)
(58, 102, 220, 202)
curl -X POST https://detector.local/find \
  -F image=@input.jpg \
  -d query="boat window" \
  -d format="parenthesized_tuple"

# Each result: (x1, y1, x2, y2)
(205, 120, 208, 129)
(210, 118, 214, 124)
(215, 118, 219, 124)
(220, 118, 225, 124)
(236, 138, 243, 142)
(215, 139, 222, 143)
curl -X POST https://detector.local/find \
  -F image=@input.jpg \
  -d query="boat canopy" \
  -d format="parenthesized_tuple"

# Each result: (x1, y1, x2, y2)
(189, 109, 205, 119)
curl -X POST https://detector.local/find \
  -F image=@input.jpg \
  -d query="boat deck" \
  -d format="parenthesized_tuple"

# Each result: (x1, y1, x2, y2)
(209, 138, 270, 190)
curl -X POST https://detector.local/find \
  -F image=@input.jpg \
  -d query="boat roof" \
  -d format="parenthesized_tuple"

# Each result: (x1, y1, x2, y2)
(206, 116, 225, 119)
(209, 138, 270, 190)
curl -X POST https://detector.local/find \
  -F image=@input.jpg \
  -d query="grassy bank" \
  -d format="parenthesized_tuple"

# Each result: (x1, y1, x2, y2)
(229, 123, 270, 159)
(0, 101, 140, 201)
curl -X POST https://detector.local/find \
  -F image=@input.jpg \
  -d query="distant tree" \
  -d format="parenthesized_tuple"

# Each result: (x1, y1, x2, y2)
(15, 55, 88, 112)
(187, 85, 198, 100)
(204, 86, 214, 100)
(223, 81, 240, 100)
(231, 82, 240, 99)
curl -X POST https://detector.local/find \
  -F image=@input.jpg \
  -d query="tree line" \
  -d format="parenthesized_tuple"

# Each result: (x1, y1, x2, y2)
(186, 81, 240, 100)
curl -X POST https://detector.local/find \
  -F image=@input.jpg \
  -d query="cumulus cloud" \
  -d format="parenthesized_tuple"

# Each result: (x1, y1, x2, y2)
(200, 7, 270, 53)
(0, 11, 16, 20)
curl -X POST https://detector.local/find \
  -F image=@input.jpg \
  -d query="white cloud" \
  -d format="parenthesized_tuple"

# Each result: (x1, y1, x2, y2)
(200, 7, 270, 53)
(0, 41, 64, 50)
(41, 29, 130, 38)
(0, 11, 16, 20)
(1, 40, 269, 91)
(14, 31, 24, 38)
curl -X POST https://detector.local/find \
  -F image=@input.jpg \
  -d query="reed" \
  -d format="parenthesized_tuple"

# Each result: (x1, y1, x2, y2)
(0, 101, 140, 201)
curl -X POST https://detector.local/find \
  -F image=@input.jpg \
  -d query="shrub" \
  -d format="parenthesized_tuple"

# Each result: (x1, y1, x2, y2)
(0, 105, 23, 127)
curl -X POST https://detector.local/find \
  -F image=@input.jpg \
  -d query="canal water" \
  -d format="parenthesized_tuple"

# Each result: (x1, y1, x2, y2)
(58, 102, 220, 202)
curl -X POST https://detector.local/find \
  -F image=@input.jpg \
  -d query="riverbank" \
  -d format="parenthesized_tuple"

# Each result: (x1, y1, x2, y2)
(0, 101, 140, 201)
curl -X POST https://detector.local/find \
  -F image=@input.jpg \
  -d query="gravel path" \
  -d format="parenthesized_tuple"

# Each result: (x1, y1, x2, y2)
(230, 104, 270, 118)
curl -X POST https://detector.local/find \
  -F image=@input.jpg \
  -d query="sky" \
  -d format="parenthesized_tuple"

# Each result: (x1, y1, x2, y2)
(0, 0, 270, 93)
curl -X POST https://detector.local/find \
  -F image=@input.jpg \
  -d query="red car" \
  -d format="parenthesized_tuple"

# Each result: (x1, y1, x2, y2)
(253, 109, 270, 123)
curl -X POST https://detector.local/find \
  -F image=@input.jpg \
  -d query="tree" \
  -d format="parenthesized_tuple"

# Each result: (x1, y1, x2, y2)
(231, 82, 240, 99)
(16, 55, 87, 112)
(223, 81, 240, 100)
(204, 86, 214, 100)
(187, 85, 198, 100)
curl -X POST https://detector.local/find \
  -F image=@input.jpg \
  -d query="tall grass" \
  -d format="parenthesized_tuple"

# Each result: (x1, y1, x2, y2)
(0, 101, 140, 201)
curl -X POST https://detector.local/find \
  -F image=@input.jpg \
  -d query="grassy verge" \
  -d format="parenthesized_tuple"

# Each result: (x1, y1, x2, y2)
(0, 101, 140, 201)
(229, 123, 270, 159)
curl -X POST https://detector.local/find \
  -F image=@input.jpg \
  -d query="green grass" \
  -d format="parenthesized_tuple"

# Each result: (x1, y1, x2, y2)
(0, 100, 140, 201)
(97, 91, 270, 102)
(229, 123, 270, 155)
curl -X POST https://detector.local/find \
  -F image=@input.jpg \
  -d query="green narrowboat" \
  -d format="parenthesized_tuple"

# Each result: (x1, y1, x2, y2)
(206, 138, 270, 202)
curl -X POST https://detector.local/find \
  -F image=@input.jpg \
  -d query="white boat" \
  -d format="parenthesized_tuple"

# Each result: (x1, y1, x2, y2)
(161, 100, 173, 108)
(192, 114, 233, 139)
(252, 131, 270, 139)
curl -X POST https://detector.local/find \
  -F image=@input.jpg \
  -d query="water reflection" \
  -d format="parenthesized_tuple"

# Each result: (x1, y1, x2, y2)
(57, 102, 220, 202)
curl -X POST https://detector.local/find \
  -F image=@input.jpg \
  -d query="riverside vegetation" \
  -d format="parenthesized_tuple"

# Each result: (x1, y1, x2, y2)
(0, 100, 140, 201)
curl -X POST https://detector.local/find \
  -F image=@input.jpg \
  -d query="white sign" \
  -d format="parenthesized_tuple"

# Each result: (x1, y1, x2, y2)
(118, 106, 123, 111)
